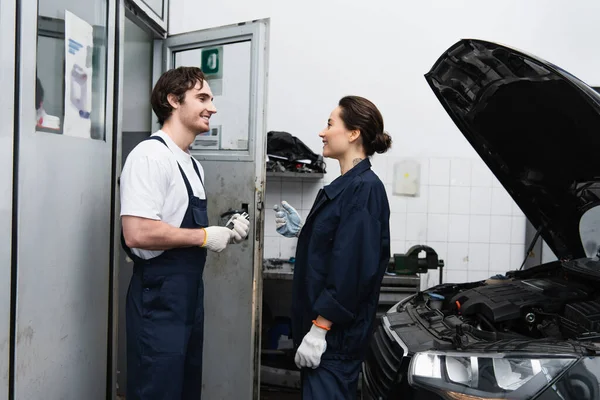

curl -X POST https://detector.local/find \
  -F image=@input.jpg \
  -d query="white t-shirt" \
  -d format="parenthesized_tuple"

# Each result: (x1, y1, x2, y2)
(120, 130, 206, 260)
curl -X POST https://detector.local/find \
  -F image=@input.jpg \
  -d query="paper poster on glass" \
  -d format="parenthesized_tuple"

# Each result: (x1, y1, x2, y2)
(191, 125, 221, 150)
(63, 11, 95, 139)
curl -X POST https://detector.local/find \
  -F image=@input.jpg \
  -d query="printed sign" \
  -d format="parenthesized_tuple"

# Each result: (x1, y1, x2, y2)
(64, 11, 95, 139)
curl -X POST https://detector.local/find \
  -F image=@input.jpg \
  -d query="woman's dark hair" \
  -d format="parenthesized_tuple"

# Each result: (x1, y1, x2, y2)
(151, 66, 206, 125)
(338, 96, 392, 156)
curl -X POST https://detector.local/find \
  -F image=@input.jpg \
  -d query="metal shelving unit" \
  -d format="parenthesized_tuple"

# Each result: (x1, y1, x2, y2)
(266, 171, 324, 179)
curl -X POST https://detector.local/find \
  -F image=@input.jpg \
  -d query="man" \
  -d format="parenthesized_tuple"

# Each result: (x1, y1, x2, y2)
(120, 66, 250, 400)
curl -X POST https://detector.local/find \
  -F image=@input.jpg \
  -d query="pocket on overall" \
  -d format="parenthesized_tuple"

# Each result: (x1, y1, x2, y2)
(190, 200, 208, 227)
(141, 273, 199, 355)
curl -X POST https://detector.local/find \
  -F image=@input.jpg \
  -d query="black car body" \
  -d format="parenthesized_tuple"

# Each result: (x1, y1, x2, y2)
(362, 39, 600, 400)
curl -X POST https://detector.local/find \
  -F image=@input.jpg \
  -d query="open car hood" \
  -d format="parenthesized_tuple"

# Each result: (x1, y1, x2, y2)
(425, 39, 600, 260)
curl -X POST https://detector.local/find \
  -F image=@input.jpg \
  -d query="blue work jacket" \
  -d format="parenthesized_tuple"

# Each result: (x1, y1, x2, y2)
(291, 158, 391, 360)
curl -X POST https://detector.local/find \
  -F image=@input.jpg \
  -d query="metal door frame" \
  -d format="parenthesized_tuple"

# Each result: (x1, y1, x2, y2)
(109, 1, 126, 398)
(2, 0, 16, 397)
(161, 19, 270, 398)
(125, 0, 168, 37)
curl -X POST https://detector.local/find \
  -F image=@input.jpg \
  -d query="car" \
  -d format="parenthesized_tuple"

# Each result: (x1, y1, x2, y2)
(362, 39, 600, 400)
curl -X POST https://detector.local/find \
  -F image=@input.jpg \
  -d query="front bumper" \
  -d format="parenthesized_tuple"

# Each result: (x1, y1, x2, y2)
(363, 310, 600, 400)
(362, 318, 405, 399)
(362, 313, 444, 400)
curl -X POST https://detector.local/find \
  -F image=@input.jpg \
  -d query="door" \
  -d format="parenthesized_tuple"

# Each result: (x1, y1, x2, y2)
(0, 0, 16, 397)
(162, 20, 269, 399)
(14, 0, 117, 398)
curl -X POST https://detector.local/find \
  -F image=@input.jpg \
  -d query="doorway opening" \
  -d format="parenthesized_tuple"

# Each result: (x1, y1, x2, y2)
(115, 15, 155, 398)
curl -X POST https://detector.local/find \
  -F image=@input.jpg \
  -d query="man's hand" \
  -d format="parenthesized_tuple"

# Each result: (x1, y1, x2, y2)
(230, 214, 250, 244)
(202, 227, 235, 253)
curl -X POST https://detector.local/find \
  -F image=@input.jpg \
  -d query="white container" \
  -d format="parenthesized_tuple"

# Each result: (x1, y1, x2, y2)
(41, 115, 61, 130)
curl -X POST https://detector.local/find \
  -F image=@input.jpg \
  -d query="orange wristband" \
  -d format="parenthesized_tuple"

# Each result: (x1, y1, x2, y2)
(200, 228, 208, 247)
(312, 320, 331, 331)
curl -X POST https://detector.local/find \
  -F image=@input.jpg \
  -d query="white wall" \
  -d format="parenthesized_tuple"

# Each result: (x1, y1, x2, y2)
(265, 158, 527, 289)
(170, 0, 600, 288)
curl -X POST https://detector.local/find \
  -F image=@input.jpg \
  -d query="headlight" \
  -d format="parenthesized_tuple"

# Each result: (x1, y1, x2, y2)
(408, 351, 576, 399)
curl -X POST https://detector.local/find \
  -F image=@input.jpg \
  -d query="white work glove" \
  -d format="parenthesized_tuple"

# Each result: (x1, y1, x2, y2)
(230, 214, 250, 244)
(294, 324, 328, 369)
(201, 226, 234, 253)
(274, 201, 303, 238)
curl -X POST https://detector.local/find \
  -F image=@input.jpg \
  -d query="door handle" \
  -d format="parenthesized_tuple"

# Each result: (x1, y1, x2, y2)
(219, 209, 246, 219)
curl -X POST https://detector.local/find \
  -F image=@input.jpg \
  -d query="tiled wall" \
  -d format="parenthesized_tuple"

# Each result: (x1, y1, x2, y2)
(264, 157, 527, 290)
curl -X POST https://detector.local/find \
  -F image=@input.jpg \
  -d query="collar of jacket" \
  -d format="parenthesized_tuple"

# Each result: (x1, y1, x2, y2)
(323, 158, 372, 200)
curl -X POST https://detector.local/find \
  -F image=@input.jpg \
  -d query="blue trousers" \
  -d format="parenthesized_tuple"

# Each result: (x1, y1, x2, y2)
(301, 358, 362, 400)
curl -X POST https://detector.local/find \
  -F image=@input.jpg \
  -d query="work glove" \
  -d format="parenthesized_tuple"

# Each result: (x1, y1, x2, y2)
(201, 226, 235, 253)
(294, 324, 328, 369)
(274, 201, 303, 238)
(229, 213, 250, 244)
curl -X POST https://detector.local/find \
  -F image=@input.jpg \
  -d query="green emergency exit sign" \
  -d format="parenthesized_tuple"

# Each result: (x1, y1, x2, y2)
(201, 47, 222, 77)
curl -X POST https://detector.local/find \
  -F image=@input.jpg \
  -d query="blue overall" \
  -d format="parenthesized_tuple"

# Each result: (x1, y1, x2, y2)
(291, 159, 391, 400)
(122, 136, 208, 400)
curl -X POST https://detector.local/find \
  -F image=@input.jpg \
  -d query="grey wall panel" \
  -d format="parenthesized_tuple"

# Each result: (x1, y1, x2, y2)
(0, 0, 16, 397)
(14, 0, 116, 398)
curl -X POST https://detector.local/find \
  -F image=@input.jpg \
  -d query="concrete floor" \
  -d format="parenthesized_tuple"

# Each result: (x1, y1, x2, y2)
(117, 388, 300, 399)
(260, 388, 301, 399)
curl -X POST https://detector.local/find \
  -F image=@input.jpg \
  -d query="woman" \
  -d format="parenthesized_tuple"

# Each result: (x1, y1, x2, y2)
(274, 95, 392, 399)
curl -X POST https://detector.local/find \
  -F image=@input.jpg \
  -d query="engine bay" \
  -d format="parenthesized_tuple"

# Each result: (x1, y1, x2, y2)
(412, 259, 600, 343)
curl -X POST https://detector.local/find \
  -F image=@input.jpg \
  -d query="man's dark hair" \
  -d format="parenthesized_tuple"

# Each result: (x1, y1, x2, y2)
(151, 67, 206, 125)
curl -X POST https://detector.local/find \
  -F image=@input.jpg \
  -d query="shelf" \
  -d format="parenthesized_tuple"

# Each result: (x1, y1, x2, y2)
(263, 270, 421, 286)
(263, 270, 294, 280)
(381, 274, 421, 286)
(266, 172, 324, 180)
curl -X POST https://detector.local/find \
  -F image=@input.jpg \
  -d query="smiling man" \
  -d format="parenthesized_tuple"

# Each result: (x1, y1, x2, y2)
(120, 67, 250, 400)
